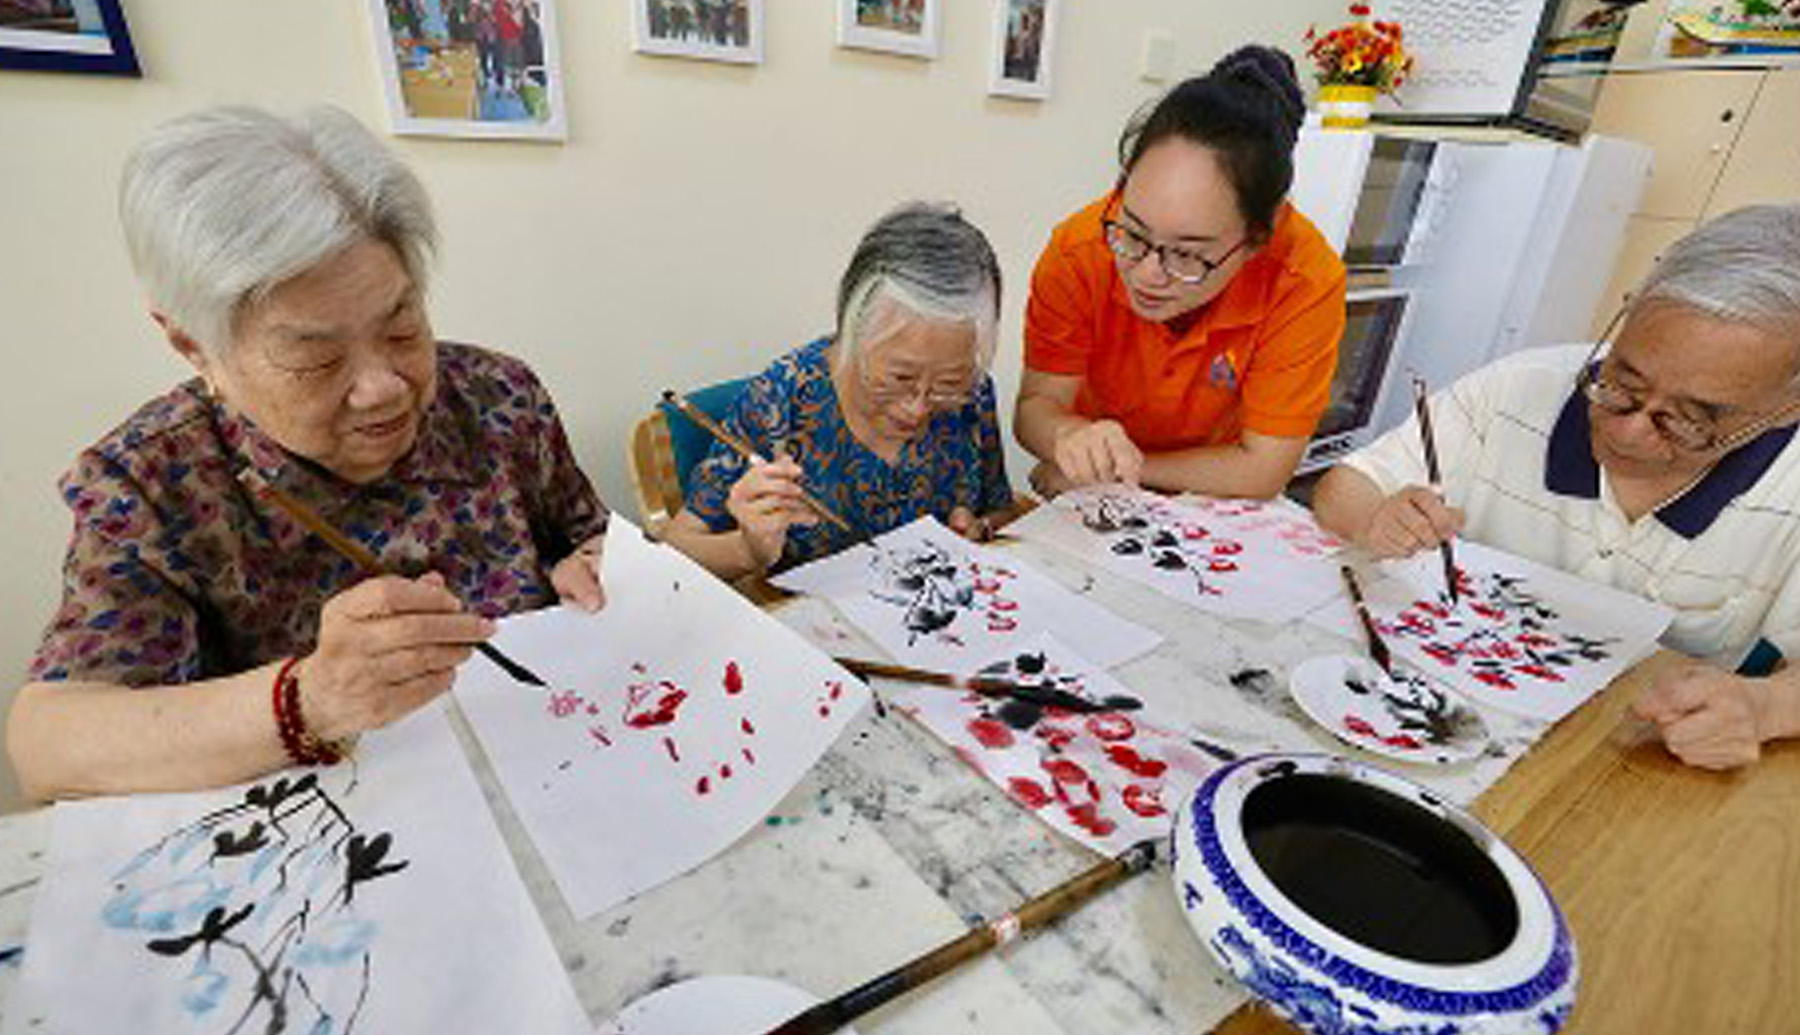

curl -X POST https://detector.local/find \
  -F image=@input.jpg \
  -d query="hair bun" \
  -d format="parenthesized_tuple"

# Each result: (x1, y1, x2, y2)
(1211, 44, 1304, 137)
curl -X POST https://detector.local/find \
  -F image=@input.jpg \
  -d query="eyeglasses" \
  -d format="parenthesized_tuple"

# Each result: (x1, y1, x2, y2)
(1580, 338, 1800, 454)
(857, 356, 975, 411)
(1101, 217, 1245, 286)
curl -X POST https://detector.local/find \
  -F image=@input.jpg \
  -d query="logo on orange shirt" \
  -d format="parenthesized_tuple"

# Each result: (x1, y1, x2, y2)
(1209, 353, 1239, 392)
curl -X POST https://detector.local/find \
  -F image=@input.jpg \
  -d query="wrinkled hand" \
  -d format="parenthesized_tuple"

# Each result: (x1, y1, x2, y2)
(551, 533, 607, 612)
(947, 506, 995, 543)
(1631, 662, 1771, 770)
(727, 457, 817, 570)
(1051, 419, 1143, 488)
(1359, 485, 1465, 559)
(297, 572, 493, 742)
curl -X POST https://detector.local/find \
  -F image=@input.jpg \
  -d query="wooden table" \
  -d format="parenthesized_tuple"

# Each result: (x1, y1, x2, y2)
(1218, 649, 1800, 1034)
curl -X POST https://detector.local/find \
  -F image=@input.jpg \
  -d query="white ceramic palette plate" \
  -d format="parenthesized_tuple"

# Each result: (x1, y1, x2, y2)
(595, 974, 861, 1035)
(1288, 654, 1490, 765)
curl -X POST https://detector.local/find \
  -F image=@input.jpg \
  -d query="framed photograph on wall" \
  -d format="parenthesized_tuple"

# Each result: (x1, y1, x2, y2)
(365, 0, 566, 141)
(633, 0, 763, 64)
(988, 0, 1058, 100)
(0, 0, 139, 76)
(836, 0, 939, 59)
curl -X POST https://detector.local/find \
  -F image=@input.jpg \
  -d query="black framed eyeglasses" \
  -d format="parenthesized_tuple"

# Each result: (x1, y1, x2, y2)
(1101, 217, 1245, 286)
(1579, 315, 1800, 454)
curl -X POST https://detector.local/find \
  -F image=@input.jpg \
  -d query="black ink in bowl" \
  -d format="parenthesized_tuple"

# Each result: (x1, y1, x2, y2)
(1241, 773, 1518, 965)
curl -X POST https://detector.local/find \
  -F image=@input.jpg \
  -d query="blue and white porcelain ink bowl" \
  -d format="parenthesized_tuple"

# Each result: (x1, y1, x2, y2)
(1172, 753, 1576, 1035)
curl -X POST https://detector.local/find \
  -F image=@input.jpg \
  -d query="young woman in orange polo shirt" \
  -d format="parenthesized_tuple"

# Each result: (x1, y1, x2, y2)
(1015, 45, 1346, 499)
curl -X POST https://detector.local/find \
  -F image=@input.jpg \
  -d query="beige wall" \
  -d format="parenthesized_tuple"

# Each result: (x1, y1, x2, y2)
(0, 0, 1341, 811)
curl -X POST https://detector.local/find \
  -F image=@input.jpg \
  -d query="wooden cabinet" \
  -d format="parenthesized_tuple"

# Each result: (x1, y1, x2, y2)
(1706, 67, 1800, 217)
(1589, 68, 1761, 221)
(1586, 62, 1800, 336)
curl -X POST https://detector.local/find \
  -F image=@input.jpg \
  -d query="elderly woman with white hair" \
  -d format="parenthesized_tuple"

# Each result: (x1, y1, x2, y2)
(664, 203, 1015, 578)
(7, 106, 609, 801)
(1313, 204, 1800, 771)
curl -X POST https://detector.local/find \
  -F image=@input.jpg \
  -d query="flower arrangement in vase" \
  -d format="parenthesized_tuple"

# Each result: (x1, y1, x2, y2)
(1304, 3, 1413, 129)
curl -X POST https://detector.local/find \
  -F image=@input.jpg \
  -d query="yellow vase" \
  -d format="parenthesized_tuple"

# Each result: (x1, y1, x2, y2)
(1319, 83, 1377, 129)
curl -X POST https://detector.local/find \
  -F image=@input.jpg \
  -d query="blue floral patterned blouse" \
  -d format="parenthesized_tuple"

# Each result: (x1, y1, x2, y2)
(686, 337, 1013, 569)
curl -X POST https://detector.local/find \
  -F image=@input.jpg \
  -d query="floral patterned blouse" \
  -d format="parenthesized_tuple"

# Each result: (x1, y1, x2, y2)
(686, 336, 1013, 569)
(28, 343, 608, 687)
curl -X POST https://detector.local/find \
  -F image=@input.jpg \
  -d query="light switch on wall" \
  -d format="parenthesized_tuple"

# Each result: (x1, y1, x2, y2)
(1141, 30, 1174, 83)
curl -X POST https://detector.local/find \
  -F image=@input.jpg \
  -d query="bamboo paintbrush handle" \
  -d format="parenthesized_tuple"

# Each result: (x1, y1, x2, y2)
(662, 389, 855, 534)
(762, 840, 1158, 1035)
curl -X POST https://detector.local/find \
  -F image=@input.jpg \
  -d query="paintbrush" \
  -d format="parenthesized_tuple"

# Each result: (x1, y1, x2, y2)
(761, 838, 1160, 1035)
(237, 469, 549, 689)
(833, 656, 1139, 714)
(661, 389, 854, 535)
(1339, 565, 1394, 677)
(1411, 374, 1460, 604)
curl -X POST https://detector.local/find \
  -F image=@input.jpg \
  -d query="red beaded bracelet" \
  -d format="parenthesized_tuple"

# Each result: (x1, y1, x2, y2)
(271, 656, 345, 767)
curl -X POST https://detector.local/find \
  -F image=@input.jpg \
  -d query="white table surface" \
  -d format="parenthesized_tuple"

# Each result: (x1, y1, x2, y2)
(0, 538, 1551, 1034)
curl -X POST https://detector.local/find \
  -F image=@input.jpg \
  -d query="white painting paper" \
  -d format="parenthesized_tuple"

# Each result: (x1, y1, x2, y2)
(1315, 540, 1672, 722)
(888, 635, 1216, 855)
(454, 518, 869, 920)
(2, 705, 586, 1035)
(771, 515, 1161, 673)
(1008, 486, 1343, 623)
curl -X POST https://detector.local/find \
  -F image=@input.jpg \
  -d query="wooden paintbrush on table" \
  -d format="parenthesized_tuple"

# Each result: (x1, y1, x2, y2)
(661, 389, 854, 535)
(761, 838, 1160, 1035)
(237, 469, 549, 689)
(833, 656, 1140, 714)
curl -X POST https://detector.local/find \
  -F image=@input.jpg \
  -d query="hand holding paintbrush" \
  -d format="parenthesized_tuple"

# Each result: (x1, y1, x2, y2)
(1410, 375, 1462, 604)
(834, 657, 1142, 715)
(238, 469, 549, 690)
(663, 389, 853, 537)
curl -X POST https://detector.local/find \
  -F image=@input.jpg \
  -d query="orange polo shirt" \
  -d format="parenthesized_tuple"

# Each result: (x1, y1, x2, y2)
(1024, 196, 1347, 452)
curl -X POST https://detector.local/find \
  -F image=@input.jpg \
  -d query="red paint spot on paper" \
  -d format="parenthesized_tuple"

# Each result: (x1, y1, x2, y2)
(1384, 733, 1423, 750)
(1209, 559, 1238, 573)
(1122, 784, 1165, 817)
(974, 578, 1002, 594)
(1008, 777, 1051, 808)
(1042, 758, 1090, 785)
(818, 705, 831, 718)
(987, 615, 1018, 632)
(724, 661, 744, 695)
(1344, 714, 1376, 737)
(1066, 802, 1117, 837)
(741, 718, 756, 736)
(1036, 724, 1077, 750)
(968, 718, 1015, 749)
(829, 682, 843, 701)
(1086, 714, 1136, 741)
(625, 680, 688, 728)
(662, 736, 680, 762)
(1104, 744, 1168, 779)
(720, 764, 733, 779)
(695, 776, 712, 796)
(989, 598, 1019, 612)
(547, 690, 582, 719)
(743, 747, 757, 765)
(1212, 541, 1244, 555)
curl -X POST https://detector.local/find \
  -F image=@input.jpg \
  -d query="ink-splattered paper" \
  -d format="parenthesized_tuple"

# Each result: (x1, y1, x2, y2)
(887, 635, 1217, 855)
(1288, 654, 1489, 765)
(596, 974, 862, 1035)
(454, 518, 869, 920)
(770, 516, 1161, 673)
(1, 705, 585, 1035)
(1317, 541, 1672, 723)
(1007, 486, 1343, 623)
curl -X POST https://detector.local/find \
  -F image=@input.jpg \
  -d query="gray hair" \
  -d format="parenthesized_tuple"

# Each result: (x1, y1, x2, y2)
(1633, 204, 1800, 346)
(119, 105, 437, 354)
(834, 201, 1002, 373)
